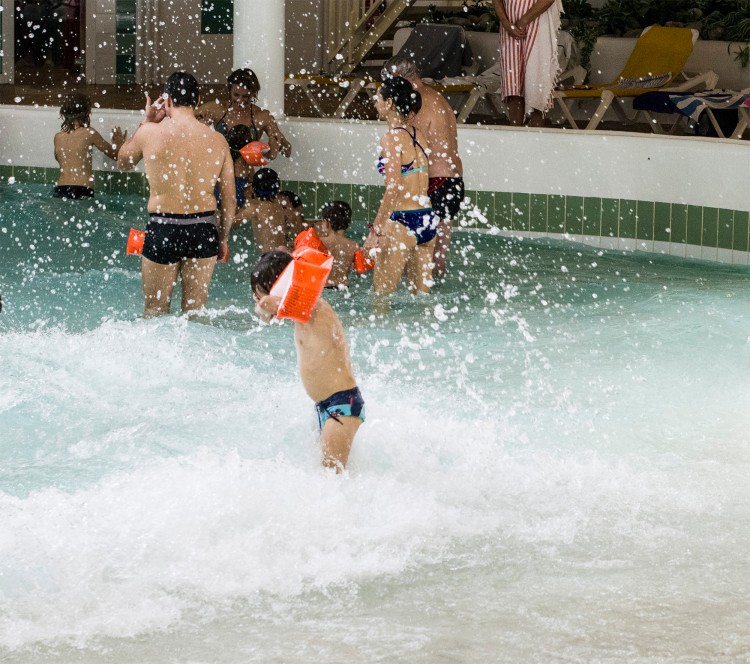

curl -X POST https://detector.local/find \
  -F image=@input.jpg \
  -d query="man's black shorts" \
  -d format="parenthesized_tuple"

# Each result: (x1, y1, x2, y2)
(428, 177, 465, 220)
(142, 212, 219, 265)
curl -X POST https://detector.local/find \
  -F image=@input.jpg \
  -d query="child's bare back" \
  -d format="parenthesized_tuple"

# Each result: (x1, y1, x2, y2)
(237, 198, 286, 253)
(320, 232, 358, 288)
(53, 93, 124, 197)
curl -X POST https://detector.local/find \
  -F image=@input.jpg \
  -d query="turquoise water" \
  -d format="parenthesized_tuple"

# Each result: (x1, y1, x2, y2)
(2, 183, 750, 662)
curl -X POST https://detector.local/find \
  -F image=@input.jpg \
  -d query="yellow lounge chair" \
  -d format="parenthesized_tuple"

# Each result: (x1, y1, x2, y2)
(553, 26, 719, 130)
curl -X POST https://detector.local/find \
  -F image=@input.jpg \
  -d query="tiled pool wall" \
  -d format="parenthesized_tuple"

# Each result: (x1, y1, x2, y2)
(4, 165, 749, 265)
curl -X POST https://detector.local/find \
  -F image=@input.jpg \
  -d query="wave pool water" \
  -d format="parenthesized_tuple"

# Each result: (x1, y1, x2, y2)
(1, 183, 750, 662)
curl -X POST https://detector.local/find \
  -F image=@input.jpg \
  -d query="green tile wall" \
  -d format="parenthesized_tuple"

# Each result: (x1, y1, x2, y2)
(115, 0, 137, 85)
(3, 168, 750, 259)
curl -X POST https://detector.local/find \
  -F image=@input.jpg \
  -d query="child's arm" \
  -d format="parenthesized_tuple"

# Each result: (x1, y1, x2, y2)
(234, 200, 257, 225)
(91, 127, 127, 160)
(255, 294, 281, 323)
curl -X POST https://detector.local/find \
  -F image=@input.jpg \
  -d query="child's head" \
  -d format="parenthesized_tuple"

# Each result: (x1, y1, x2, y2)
(226, 124, 254, 161)
(60, 93, 91, 132)
(319, 200, 352, 232)
(253, 167, 280, 201)
(278, 190, 302, 211)
(251, 250, 292, 297)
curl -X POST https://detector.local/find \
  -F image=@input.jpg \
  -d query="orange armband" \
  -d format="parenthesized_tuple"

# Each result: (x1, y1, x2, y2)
(270, 247, 333, 323)
(126, 228, 145, 255)
(353, 248, 375, 273)
(294, 227, 329, 255)
(239, 141, 270, 166)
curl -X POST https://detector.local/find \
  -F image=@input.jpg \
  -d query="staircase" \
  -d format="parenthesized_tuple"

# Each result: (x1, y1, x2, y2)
(324, 0, 460, 76)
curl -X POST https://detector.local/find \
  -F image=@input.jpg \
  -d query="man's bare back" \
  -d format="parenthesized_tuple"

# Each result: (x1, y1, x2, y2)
(411, 83, 464, 179)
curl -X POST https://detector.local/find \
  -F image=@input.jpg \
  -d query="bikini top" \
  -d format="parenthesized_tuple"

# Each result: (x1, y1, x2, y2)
(215, 105, 259, 141)
(377, 126, 428, 177)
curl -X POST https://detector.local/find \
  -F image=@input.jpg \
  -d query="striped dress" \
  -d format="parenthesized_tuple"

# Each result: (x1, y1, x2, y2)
(498, 0, 561, 113)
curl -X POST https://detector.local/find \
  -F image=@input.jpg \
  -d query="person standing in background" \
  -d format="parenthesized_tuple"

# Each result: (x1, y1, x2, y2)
(492, 0, 563, 127)
(381, 55, 464, 279)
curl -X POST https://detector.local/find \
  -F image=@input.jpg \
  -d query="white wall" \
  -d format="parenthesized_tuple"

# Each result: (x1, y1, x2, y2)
(1, 106, 747, 214)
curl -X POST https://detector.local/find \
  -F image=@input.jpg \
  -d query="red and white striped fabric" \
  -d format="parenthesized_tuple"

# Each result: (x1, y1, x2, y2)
(498, 0, 542, 101)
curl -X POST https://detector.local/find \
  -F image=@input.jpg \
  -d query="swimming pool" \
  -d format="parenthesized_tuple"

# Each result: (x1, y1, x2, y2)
(2, 183, 750, 661)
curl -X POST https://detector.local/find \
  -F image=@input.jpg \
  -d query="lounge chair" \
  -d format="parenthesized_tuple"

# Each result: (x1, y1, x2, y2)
(632, 88, 750, 139)
(553, 26, 719, 130)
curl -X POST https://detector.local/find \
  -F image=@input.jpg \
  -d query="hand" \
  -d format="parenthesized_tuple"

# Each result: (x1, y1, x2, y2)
(144, 94, 167, 123)
(502, 19, 525, 40)
(111, 126, 127, 148)
(363, 229, 380, 251)
(217, 239, 229, 263)
(255, 294, 281, 323)
(280, 140, 292, 158)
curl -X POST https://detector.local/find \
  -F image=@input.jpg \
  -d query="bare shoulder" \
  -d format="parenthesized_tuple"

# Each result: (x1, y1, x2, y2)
(196, 100, 225, 121)
(252, 105, 276, 126)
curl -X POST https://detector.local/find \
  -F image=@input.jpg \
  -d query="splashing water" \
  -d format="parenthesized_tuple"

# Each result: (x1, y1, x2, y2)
(1, 184, 750, 662)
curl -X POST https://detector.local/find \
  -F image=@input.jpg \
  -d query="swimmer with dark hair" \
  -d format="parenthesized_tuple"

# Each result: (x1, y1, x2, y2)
(251, 250, 365, 472)
(314, 201, 360, 289)
(196, 67, 292, 161)
(234, 167, 286, 253)
(364, 76, 436, 296)
(277, 190, 311, 244)
(53, 92, 126, 199)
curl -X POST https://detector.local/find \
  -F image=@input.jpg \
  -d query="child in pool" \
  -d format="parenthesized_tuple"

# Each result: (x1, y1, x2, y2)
(315, 201, 360, 289)
(53, 92, 126, 199)
(252, 250, 365, 471)
(277, 190, 311, 245)
(234, 167, 286, 253)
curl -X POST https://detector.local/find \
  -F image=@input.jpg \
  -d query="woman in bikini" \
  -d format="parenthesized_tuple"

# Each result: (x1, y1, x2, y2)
(364, 76, 436, 295)
(196, 68, 292, 162)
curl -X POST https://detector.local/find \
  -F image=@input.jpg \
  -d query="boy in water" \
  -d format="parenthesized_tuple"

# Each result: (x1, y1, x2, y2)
(235, 168, 286, 253)
(315, 201, 359, 289)
(54, 92, 126, 199)
(251, 251, 365, 471)
(277, 190, 310, 245)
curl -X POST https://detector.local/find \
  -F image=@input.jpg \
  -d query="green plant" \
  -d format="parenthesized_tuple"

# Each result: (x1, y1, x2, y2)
(730, 43, 750, 66)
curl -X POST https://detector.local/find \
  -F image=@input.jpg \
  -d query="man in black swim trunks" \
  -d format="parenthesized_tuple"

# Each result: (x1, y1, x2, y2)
(382, 55, 465, 279)
(118, 72, 236, 316)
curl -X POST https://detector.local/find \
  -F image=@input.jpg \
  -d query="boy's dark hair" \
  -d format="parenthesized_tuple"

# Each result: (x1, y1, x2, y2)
(60, 93, 91, 132)
(320, 200, 352, 232)
(227, 68, 260, 98)
(253, 167, 280, 201)
(226, 124, 254, 161)
(380, 76, 422, 117)
(251, 251, 293, 295)
(164, 71, 200, 108)
(278, 190, 302, 209)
